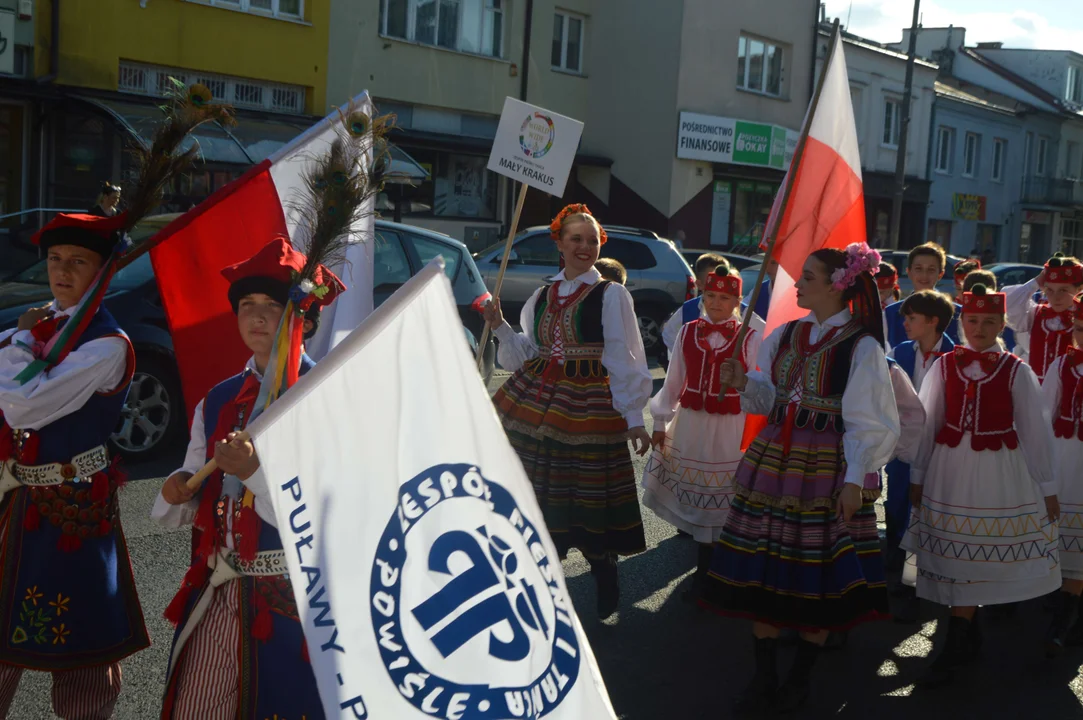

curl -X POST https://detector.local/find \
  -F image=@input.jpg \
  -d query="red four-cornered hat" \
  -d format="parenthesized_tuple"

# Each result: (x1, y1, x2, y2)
(32, 212, 129, 259)
(221, 237, 345, 311)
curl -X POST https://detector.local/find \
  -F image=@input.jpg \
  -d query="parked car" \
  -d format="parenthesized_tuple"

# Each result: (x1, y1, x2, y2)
(0, 217, 495, 462)
(680, 249, 759, 272)
(474, 225, 695, 354)
(985, 262, 1043, 289)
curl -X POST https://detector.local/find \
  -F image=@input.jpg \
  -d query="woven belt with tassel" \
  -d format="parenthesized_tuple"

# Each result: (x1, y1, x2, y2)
(12, 445, 109, 486)
(224, 549, 288, 577)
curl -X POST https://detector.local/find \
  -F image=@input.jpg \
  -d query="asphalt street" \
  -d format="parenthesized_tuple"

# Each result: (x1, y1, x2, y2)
(9, 368, 1083, 719)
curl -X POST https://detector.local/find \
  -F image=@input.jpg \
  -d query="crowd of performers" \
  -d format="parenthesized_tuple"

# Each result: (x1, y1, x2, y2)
(2, 175, 1083, 719)
(484, 206, 1083, 716)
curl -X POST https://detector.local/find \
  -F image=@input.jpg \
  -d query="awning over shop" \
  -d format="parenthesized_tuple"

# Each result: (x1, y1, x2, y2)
(77, 95, 429, 180)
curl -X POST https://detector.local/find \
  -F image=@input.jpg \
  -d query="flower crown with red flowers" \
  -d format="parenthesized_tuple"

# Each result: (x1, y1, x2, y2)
(549, 203, 608, 245)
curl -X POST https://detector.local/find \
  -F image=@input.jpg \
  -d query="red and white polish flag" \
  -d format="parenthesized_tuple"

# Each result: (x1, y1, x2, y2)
(149, 93, 377, 421)
(762, 31, 866, 337)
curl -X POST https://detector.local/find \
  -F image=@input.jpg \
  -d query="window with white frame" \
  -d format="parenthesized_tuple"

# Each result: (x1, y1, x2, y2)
(1067, 141, 1080, 180)
(935, 126, 954, 174)
(380, 0, 505, 59)
(992, 138, 1006, 182)
(737, 34, 784, 97)
(552, 10, 585, 73)
(1068, 66, 1083, 104)
(117, 61, 306, 114)
(189, 0, 302, 20)
(1037, 136, 1049, 176)
(963, 132, 980, 177)
(882, 98, 900, 147)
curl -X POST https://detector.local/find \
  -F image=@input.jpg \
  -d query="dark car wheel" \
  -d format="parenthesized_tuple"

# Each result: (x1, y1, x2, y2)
(110, 353, 186, 463)
(637, 307, 667, 356)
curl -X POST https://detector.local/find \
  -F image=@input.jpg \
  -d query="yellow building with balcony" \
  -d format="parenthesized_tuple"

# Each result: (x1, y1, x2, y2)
(1, 0, 330, 269)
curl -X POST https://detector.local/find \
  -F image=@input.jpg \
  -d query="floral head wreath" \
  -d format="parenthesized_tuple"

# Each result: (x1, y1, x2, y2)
(831, 242, 882, 291)
(549, 203, 608, 245)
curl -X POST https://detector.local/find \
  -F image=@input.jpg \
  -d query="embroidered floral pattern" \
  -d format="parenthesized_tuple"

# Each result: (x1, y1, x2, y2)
(12, 587, 74, 646)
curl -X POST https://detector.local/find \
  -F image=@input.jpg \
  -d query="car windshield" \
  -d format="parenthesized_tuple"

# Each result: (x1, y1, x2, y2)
(6, 253, 155, 291)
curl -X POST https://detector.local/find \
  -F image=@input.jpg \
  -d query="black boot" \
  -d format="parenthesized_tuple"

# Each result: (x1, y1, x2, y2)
(1046, 592, 1081, 658)
(918, 615, 972, 687)
(590, 555, 620, 619)
(733, 637, 778, 716)
(775, 638, 820, 713)
(682, 543, 713, 603)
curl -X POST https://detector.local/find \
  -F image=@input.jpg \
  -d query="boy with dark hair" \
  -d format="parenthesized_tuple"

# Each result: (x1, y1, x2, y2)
(595, 257, 628, 285)
(885, 290, 956, 590)
(953, 259, 982, 302)
(883, 243, 960, 348)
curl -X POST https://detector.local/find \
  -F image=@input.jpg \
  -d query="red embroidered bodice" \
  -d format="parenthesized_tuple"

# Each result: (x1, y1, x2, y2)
(1029, 304, 1073, 381)
(678, 319, 752, 415)
(1053, 349, 1083, 441)
(935, 349, 1021, 451)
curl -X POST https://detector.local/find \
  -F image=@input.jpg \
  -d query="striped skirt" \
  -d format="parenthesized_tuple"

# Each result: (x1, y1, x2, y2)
(494, 358, 646, 559)
(700, 423, 889, 630)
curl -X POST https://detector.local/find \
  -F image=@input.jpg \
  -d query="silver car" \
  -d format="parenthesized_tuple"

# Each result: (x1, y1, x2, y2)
(475, 225, 695, 354)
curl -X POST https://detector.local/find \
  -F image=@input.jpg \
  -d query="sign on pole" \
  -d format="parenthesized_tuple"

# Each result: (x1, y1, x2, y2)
(487, 97, 584, 196)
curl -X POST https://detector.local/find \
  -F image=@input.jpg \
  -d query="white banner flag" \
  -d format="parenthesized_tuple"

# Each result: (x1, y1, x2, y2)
(249, 262, 617, 719)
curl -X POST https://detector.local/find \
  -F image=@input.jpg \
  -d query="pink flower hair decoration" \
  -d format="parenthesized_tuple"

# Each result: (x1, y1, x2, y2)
(830, 242, 882, 291)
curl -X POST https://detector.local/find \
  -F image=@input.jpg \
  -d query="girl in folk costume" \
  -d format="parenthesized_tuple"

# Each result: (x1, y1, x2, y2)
(483, 204, 653, 620)
(0, 84, 228, 719)
(1042, 295, 1083, 656)
(903, 284, 1060, 686)
(703, 243, 900, 715)
(153, 104, 382, 720)
(643, 270, 761, 597)
(1004, 253, 1083, 381)
(876, 261, 901, 309)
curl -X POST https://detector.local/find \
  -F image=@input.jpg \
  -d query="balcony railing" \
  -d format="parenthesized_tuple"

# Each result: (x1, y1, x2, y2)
(1022, 176, 1083, 206)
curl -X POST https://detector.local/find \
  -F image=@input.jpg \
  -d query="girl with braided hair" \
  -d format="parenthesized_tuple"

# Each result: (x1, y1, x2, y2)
(702, 242, 900, 714)
(482, 204, 653, 620)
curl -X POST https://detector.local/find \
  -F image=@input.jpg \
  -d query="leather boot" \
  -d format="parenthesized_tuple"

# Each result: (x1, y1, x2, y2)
(590, 555, 620, 619)
(1046, 591, 1081, 658)
(682, 543, 713, 603)
(733, 636, 778, 717)
(918, 615, 972, 687)
(774, 638, 820, 713)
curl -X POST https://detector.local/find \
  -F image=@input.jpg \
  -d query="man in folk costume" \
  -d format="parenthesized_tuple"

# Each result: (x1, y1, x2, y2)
(153, 238, 344, 719)
(0, 214, 146, 718)
(0, 83, 229, 719)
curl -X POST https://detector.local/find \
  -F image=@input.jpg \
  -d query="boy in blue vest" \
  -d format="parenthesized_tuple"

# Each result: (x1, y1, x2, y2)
(884, 244, 961, 348)
(0, 213, 149, 718)
(153, 237, 344, 720)
(885, 291, 956, 591)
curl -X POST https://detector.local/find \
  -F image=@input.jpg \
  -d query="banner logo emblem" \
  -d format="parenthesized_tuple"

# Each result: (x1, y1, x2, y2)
(371, 464, 581, 718)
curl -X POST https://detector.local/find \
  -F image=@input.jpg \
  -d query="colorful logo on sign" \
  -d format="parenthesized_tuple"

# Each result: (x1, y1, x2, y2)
(520, 112, 556, 159)
(371, 464, 580, 719)
(733, 121, 774, 167)
(952, 193, 987, 221)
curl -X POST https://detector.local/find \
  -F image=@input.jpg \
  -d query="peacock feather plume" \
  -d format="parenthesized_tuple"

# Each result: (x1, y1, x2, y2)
(121, 79, 235, 236)
(288, 99, 396, 283)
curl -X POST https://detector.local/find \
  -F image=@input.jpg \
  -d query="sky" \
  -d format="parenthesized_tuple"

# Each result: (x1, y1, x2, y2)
(822, 0, 1083, 53)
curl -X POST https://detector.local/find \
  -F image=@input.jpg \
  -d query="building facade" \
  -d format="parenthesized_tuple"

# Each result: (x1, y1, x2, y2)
(0, 0, 329, 269)
(335, 0, 820, 250)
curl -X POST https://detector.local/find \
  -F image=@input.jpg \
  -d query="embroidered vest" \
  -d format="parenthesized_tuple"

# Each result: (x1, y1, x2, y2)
(1028, 304, 1073, 381)
(767, 320, 868, 433)
(935, 351, 1020, 451)
(4, 308, 134, 466)
(533, 280, 609, 376)
(678, 319, 750, 415)
(1053, 353, 1083, 441)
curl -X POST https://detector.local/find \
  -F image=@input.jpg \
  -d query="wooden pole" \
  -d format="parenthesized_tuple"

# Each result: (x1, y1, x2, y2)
(476, 182, 529, 370)
(183, 431, 251, 491)
(718, 19, 842, 400)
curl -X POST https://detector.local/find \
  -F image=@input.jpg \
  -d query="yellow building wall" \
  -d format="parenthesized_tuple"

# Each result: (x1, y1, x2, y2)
(55, 0, 328, 113)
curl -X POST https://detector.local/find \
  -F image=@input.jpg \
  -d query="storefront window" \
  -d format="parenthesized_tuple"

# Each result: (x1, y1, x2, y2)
(1063, 218, 1083, 260)
(395, 148, 498, 220)
(731, 180, 777, 250)
(0, 105, 24, 227)
(977, 223, 1001, 264)
(927, 219, 952, 248)
(51, 109, 114, 211)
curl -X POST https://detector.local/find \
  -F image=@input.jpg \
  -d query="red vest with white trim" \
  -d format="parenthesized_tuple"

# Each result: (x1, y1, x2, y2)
(678, 319, 751, 415)
(1029, 304, 1073, 381)
(1054, 353, 1083, 441)
(935, 351, 1021, 451)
